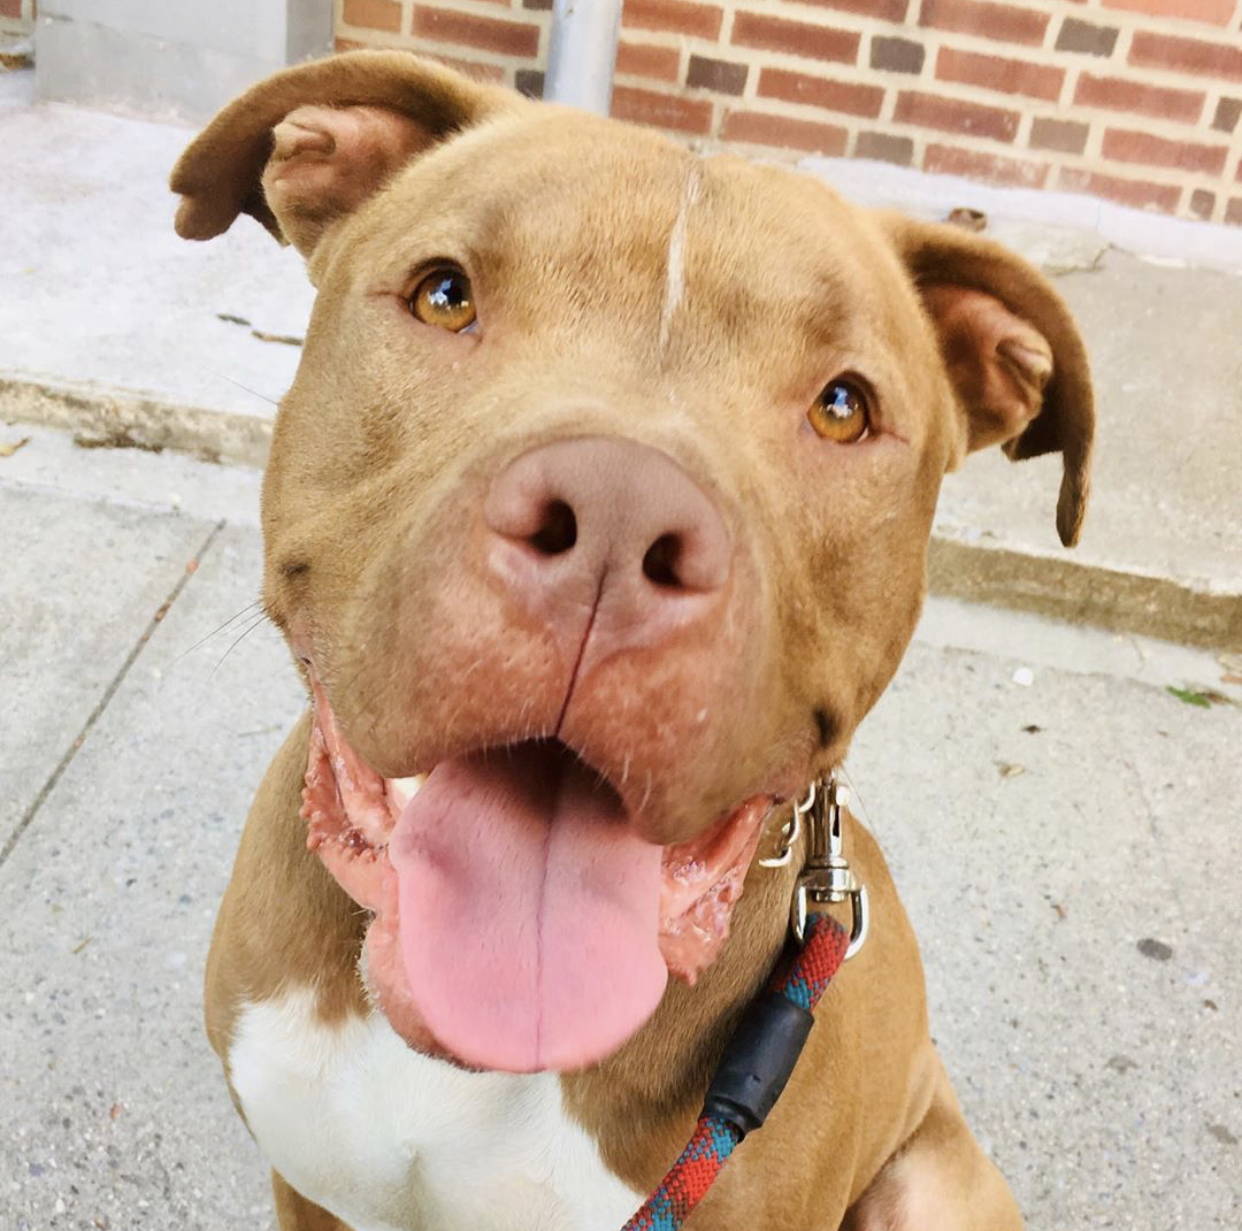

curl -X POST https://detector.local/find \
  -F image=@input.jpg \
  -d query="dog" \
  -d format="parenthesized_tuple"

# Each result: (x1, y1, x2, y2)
(171, 50, 1093, 1231)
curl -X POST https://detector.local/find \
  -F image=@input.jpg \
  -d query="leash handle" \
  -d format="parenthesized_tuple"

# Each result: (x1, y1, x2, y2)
(619, 914, 849, 1231)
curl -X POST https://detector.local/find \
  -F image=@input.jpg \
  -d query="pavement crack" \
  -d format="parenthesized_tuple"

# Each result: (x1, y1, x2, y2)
(0, 519, 226, 866)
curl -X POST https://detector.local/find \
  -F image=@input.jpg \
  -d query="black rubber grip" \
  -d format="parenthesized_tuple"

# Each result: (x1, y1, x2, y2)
(701, 993, 815, 1138)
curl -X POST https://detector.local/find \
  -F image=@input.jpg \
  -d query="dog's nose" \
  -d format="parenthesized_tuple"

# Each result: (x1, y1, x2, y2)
(484, 437, 732, 647)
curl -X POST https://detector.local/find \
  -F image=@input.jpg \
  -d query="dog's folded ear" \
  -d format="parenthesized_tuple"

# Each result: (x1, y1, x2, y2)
(171, 50, 520, 258)
(878, 212, 1095, 547)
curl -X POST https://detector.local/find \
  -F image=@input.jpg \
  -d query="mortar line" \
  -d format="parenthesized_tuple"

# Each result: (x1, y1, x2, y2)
(0, 519, 227, 867)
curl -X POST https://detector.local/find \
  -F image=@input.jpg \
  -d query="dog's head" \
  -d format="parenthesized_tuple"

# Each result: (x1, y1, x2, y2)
(174, 51, 1092, 1074)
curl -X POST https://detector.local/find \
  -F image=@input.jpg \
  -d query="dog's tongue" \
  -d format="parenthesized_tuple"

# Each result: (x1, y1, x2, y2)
(388, 745, 667, 1073)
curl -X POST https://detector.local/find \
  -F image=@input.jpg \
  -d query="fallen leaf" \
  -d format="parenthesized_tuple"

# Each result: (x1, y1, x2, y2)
(1021, 723, 1042, 734)
(0, 436, 30, 458)
(1167, 685, 1233, 708)
(947, 206, 987, 232)
(1051, 902, 1067, 920)
(216, 312, 251, 327)
(997, 762, 1025, 779)
(251, 328, 304, 346)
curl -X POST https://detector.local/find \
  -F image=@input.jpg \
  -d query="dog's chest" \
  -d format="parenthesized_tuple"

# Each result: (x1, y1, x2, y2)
(228, 989, 640, 1231)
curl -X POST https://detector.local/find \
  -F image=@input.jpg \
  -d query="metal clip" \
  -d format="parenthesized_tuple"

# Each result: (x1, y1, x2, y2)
(757, 783, 814, 869)
(789, 776, 869, 959)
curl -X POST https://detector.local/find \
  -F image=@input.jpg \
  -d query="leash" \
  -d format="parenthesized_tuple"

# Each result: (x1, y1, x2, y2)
(620, 777, 868, 1231)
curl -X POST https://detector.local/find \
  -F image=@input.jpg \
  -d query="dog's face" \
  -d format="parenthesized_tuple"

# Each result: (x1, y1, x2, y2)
(175, 52, 1092, 1075)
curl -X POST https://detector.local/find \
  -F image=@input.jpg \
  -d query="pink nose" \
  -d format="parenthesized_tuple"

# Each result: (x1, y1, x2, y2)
(483, 437, 732, 650)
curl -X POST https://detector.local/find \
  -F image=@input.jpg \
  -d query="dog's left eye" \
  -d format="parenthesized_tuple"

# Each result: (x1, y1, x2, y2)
(808, 378, 871, 444)
(408, 268, 477, 333)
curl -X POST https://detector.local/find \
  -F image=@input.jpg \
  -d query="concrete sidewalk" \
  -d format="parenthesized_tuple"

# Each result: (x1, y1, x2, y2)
(2, 65, 1240, 654)
(1, 424, 1239, 1230)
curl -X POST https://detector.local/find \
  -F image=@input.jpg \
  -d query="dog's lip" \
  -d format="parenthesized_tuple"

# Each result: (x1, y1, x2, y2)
(300, 655, 797, 844)
(302, 672, 785, 961)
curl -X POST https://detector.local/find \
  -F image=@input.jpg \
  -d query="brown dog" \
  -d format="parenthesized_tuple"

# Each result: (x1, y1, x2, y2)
(172, 50, 1092, 1231)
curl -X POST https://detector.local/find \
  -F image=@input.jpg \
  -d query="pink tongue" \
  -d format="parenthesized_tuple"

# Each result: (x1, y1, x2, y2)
(388, 745, 668, 1073)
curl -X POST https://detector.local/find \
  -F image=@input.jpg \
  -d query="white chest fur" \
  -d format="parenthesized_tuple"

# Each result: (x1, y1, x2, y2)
(228, 989, 641, 1231)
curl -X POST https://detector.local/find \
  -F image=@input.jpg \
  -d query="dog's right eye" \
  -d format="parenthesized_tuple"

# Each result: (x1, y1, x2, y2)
(408, 268, 477, 333)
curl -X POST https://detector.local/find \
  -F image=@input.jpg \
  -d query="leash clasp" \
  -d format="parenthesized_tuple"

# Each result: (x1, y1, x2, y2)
(789, 777, 869, 959)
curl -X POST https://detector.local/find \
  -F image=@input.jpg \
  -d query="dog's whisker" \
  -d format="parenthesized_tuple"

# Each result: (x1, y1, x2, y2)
(207, 611, 271, 681)
(170, 598, 263, 667)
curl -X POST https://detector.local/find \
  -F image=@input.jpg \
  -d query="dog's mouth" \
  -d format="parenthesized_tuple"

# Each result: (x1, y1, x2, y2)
(301, 680, 776, 1073)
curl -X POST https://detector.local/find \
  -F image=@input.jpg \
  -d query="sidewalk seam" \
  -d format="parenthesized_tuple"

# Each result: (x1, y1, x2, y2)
(0, 519, 226, 867)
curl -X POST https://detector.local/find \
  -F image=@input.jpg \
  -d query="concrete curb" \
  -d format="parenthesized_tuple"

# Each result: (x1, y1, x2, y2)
(927, 535, 1240, 655)
(1, 373, 272, 468)
(5, 371, 1239, 653)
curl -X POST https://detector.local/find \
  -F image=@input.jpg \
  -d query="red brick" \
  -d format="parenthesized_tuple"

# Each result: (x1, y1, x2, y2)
(1226, 198, 1242, 226)
(935, 47, 1063, 102)
(1129, 31, 1242, 81)
(1059, 167, 1180, 213)
(758, 67, 884, 117)
(0, 0, 24, 15)
(731, 12, 859, 65)
(925, 143, 1048, 188)
(790, 0, 908, 18)
(412, 8, 540, 56)
(1101, 0, 1235, 25)
(334, 36, 368, 51)
(1102, 128, 1227, 175)
(622, 0, 723, 40)
(342, 0, 402, 34)
(616, 41, 681, 82)
(919, 0, 1048, 47)
(722, 109, 849, 155)
(1074, 73, 1204, 123)
(894, 91, 1019, 142)
(611, 85, 713, 134)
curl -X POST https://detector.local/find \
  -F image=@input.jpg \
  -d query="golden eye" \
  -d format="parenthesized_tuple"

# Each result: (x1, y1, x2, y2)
(408, 268, 476, 332)
(808, 378, 871, 443)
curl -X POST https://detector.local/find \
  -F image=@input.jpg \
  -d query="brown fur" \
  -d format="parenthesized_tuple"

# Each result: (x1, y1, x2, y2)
(174, 50, 1092, 1230)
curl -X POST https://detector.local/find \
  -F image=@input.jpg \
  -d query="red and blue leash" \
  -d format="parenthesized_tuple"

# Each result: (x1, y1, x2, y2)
(620, 913, 851, 1231)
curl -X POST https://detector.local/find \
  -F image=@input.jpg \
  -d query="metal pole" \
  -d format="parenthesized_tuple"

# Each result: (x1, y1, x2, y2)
(545, 0, 623, 115)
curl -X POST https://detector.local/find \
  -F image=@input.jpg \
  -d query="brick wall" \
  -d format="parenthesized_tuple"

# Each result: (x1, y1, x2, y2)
(335, 0, 1242, 227)
(0, 0, 36, 38)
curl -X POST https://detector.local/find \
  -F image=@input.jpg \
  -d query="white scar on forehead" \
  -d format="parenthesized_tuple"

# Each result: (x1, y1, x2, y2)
(659, 163, 703, 354)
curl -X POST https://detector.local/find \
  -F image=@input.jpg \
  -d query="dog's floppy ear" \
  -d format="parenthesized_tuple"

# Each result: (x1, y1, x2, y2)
(877, 212, 1095, 547)
(171, 50, 521, 258)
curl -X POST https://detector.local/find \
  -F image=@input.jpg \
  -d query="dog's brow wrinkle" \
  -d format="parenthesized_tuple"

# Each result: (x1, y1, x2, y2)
(658, 163, 702, 356)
